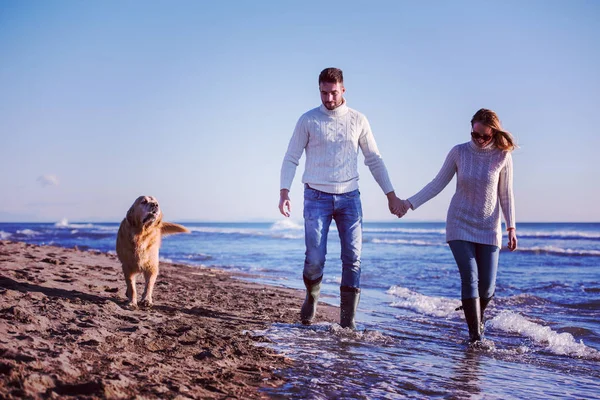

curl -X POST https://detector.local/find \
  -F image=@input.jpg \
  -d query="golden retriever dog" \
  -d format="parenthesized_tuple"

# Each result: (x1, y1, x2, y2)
(116, 195, 189, 308)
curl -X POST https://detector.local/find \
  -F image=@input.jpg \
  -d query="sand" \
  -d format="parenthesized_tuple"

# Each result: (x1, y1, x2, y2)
(0, 240, 338, 399)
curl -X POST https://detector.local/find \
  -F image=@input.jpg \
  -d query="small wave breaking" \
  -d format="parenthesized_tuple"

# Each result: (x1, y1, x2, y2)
(516, 246, 600, 257)
(370, 238, 444, 247)
(489, 311, 600, 360)
(387, 286, 460, 318)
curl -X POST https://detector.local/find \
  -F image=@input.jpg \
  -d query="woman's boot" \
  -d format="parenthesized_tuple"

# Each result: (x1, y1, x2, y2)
(480, 295, 493, 334)
(461, 297, 482, 343)
(340, 286, 361, 329)
(300, 275, 322, 325)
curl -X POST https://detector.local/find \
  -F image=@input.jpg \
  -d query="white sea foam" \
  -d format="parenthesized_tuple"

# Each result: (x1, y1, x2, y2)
(270, 219, 303, 231)
(387, 286, 460, 318)
(16, 229, 39, 236)
(371, 238, 444, 247)
(274, 233, 304, 240)
(0, 231, 11, 240)
(517, 245, 600, 257)
(489, 311, 600, 360)
(188, 226, 262, 235)
(364, 227, 445, 235)
(54, 218, 94, 229)
(55, 218, 69, 227)
(189, 225, 303, 240)
(519, 230, 600, 240)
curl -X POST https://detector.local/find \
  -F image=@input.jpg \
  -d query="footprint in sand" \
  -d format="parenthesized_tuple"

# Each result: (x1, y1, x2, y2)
(115, 314, 139, 324)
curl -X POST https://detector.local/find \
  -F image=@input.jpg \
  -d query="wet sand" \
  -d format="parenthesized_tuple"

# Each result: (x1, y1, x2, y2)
(0, 240, 337, 399)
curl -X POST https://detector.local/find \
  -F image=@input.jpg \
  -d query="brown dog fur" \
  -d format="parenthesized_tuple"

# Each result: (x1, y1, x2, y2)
(116, 196, 189, 308)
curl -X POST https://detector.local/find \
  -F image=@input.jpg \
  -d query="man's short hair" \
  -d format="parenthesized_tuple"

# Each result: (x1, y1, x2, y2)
(319, 68, 343, 85)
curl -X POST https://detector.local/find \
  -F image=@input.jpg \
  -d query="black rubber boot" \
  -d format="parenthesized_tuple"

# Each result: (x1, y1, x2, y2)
(461, 297, 482, 343)
(340, 286, 361, 330)
(480, 295, 493, 334)
(300, 275, 322, 325)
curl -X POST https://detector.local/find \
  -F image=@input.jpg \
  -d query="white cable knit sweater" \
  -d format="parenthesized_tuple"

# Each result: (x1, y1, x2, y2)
(408, 141, 515, 247)
(280, 101, 394, 195)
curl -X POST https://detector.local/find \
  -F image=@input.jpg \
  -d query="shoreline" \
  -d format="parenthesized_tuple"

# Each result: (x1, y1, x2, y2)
(0, 240, 337, 399)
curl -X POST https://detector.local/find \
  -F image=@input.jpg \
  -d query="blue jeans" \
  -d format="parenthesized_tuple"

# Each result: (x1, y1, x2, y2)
(303, 185, 363, 288)
(448, 240, 499, 299)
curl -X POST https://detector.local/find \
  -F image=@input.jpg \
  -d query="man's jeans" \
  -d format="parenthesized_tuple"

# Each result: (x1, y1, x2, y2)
(303, 185, 363, 288)
(448, 240, 499, 299)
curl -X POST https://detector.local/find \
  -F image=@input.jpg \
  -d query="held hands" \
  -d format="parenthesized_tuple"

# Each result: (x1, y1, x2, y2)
(387, 192, 411, 218)
(507, 228, 518, 251)
(279, 189, 292, 217)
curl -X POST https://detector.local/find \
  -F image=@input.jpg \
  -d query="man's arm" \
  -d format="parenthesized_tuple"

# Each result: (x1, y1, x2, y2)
(279, 116, 308, 217)
(357, 116, 394, 195)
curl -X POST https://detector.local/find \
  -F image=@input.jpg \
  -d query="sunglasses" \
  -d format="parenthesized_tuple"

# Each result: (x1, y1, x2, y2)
(471, 131, 494, 141)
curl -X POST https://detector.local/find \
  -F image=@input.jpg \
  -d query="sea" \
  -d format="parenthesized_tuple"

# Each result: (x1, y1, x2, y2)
(1, 220, 599, 399)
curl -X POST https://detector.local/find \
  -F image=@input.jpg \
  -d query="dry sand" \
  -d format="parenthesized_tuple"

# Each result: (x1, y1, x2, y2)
(0, 240, 338, 399)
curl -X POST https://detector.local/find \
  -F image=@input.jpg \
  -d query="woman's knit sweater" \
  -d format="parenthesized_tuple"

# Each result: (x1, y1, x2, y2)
(408, 140, 515, 247)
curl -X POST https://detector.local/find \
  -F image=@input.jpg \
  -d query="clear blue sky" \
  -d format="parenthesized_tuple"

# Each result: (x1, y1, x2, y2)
(1, 0, 598, 223)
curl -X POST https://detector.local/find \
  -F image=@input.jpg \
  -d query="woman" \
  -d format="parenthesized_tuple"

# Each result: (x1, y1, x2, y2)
(400, 108, 518, 343)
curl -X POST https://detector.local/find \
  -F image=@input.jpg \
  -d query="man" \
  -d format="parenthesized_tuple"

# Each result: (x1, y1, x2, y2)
(279, 67, 403, 329)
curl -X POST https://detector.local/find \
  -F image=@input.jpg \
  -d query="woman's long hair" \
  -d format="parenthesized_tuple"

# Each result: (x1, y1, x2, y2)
(471, 108, 517, 151)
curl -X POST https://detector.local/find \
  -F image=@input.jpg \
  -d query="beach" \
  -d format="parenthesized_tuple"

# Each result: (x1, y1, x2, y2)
(1, 222, 599, 399)
(0, 240, 337, 399)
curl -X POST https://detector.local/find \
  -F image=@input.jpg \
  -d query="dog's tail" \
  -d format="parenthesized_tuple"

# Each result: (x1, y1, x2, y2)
(161, 222, 190, 236)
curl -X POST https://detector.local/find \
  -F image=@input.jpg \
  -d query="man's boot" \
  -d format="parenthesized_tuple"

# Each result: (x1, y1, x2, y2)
(480, 295, 493, 334)
(300, 275, 322, 325)
(340, 286, 361, 329)
(461, 297, 482, 343)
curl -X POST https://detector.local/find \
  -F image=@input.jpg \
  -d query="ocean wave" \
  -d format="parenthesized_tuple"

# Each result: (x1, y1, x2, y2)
(0, 231, 11, 240)
(189, 226, 264, 235)
(270, 233, 304, 240)
(185, 253, 214, 261)
(370, 238, 444, 247)
(559, 299, 600, 310)
(387, 286, 460, 318)
(188, 226, 302, 240)
(54, 218, 95, 229)
(489, 311, 600, 361)
(70, 231, 116, 240)
(15, 229, 40, 236)
(364, 227, 446, 235)
(270, 220, 303, 231)
(516, 246, 600, 257)
(519, 230, 600, 241)
(498, 293, 550, 307)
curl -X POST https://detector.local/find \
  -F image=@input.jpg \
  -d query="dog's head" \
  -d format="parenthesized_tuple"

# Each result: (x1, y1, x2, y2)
(126, 195, 163, 229)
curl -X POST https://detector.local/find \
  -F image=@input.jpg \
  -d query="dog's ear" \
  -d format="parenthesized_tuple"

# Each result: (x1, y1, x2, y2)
(126, 205, 137, 227)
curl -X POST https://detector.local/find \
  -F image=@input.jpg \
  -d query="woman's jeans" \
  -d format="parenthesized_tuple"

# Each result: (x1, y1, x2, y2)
(448, 240, 499, 299)
(303, 185, 363, 288)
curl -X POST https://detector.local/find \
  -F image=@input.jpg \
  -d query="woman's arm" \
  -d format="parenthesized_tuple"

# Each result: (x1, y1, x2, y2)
(499, 153, 517, 250)
(407, 146, 458, 210)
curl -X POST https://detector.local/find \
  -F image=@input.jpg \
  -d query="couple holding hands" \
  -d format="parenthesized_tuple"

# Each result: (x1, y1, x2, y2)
(278, 68, 517, 343)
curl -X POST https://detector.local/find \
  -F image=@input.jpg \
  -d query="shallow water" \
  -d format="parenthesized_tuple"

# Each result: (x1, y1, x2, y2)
(2, 221, 599, 398)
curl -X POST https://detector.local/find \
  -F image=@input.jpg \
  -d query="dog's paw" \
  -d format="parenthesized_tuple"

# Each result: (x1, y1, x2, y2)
(140, 299, 153, 309)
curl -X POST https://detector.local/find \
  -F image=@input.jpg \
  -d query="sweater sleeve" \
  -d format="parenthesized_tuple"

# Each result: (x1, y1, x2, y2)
(408, 146, 458, 210)
(498, 152, 516, 229)
(280, 115, 309, 191)
(358, 116, 394, 194)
